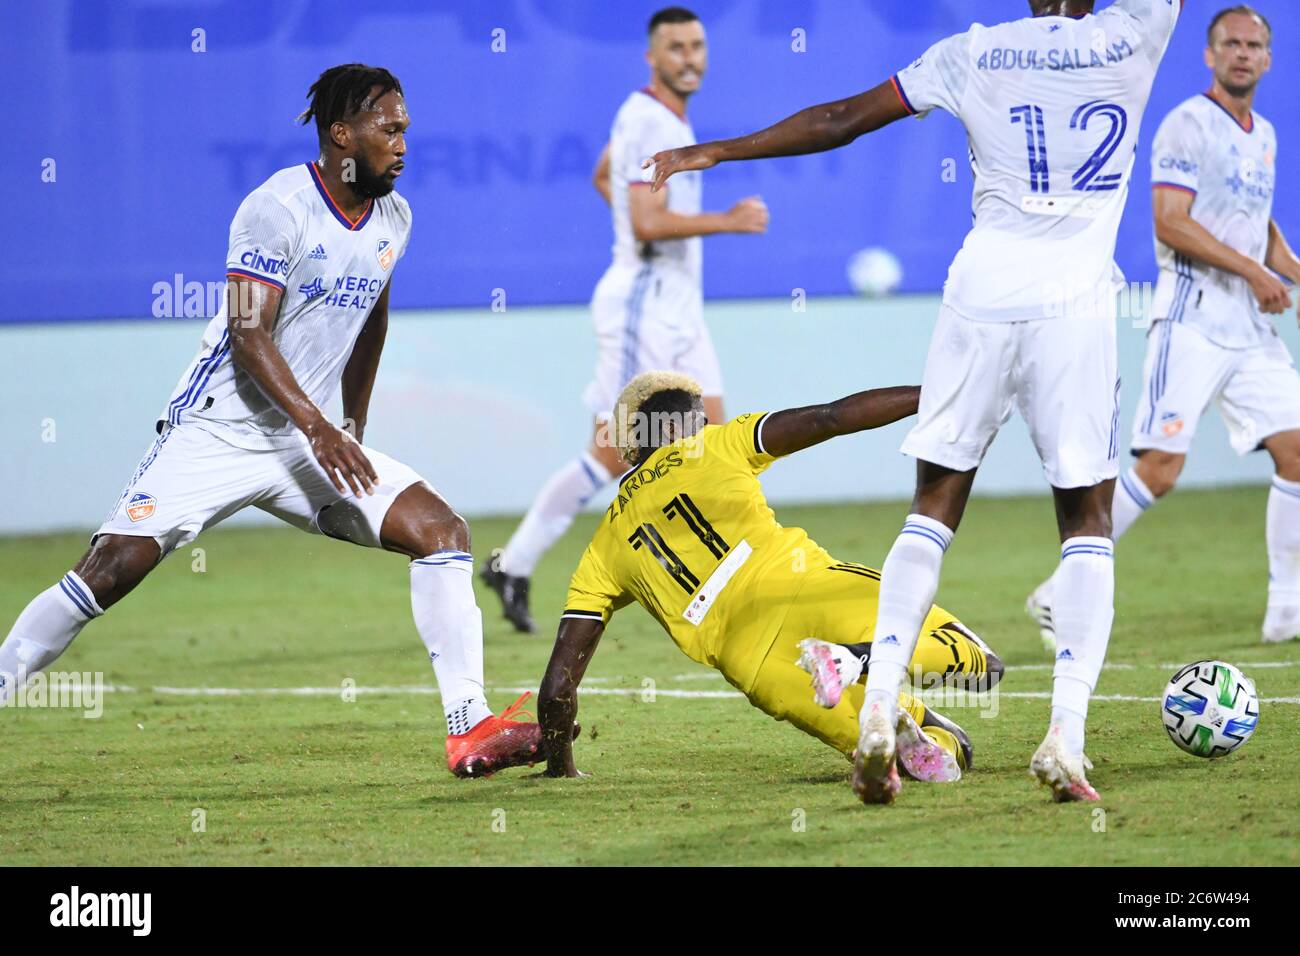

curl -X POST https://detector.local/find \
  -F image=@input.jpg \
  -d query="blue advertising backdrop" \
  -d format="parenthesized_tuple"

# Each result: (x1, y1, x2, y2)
(4, 0, 1297, 323)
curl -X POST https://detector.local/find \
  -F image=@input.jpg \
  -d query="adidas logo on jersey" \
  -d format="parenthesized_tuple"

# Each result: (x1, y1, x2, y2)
(307, 244, 328, 260)
(881, 634, 901, 646)
(1056, 648, 1075, 661)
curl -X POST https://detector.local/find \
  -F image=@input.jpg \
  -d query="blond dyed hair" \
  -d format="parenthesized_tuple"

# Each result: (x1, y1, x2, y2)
(612, 370, 704, 464)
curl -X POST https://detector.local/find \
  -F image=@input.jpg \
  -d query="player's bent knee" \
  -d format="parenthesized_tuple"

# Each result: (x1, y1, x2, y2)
(380, 484, 472, 558)
(1266, 432, 1300, 481)
(74, 534, 160, 609)
(401, 510, 471, 558)
(1135, 451, 1184, 498)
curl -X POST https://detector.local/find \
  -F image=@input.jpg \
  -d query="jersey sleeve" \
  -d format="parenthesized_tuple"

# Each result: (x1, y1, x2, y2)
(891, 29, 974, 120)
(699, 413, 779, 477)
(1112, 0, 1182, 58)
(1150, 108, 1203, 196)
(225, 190, 297, 291)
(613, 102, 674, 190)
(562, 543, 631, 625)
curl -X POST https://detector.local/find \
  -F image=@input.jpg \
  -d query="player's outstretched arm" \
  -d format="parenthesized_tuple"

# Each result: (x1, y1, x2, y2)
(759, 385, 920, 458)
(538, 616, 605, 778)
(226, 277, 377, 497)
(341, 282, 391, 444)
(645, 80, 909, 191)
(1154, 187, 1293, 314)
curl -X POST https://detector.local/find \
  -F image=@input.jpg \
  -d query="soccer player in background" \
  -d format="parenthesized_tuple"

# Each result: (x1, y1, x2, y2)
(648, 0, 1182, 803)
(536, 372, 1004, 785)
(1029, 6, 1300, 646)
(0, 65, 545, 779)
(480, 6, 768, 633)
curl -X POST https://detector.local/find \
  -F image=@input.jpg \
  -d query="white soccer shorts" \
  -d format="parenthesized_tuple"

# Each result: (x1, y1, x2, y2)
(1131, 319, 1300, 456)
(95, 423, 424, 555)
(582, 264, 723, 420)
(901, 304, 1121, 489)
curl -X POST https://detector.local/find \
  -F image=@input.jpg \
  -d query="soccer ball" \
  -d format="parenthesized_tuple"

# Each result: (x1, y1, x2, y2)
(1160, 660, 1259, 758)
(846, 247, 903, 298)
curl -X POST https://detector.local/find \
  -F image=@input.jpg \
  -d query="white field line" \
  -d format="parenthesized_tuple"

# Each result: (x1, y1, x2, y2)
(97, 684, 1300, 705)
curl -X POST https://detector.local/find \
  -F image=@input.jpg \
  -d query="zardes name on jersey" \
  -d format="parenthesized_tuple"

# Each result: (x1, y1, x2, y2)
(159, 164, 413, 449)
(563, 414, 834, 690)
(892, 0, 1181, 322)
(1149, 94, 1279, 348)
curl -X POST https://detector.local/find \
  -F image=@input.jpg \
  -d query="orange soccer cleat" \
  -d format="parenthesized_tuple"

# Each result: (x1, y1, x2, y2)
(445, 692, 545, 779)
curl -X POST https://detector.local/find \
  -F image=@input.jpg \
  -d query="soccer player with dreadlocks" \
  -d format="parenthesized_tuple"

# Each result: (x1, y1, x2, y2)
(537, 372, 1004, 792)
(0, 65, 545, 779)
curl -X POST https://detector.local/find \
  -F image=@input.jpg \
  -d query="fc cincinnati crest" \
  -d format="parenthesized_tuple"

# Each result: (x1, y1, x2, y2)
(125, 492, 156, 522)
(1160, 411, 1185, 437)
(376, 238, 394, 271)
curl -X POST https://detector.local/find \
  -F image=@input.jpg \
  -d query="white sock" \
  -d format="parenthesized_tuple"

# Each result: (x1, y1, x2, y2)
(1267, 476, 1300, 608)
(409, 551, 492, 735)
(1050, 537, 1115, 754)
(500, 452, 613, 578)
(1044, 468, 1152, 600)
(0, 572, 103, 703)
(1113, 467, 1155, 540)
(862, 514, 953, 723)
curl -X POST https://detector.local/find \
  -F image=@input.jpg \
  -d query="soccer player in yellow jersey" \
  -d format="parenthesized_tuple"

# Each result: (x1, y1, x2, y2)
(538, 371, 1003, 799)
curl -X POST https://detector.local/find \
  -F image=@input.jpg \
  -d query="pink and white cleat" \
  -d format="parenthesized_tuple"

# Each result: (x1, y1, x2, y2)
(1030, 726, 1099, 803)
(852, 703, 901, 805)
(895, 709, 962, 783)
(797, 639, 864, 709)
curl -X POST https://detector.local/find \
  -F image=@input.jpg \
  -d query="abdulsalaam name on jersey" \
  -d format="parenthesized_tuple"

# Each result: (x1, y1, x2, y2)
(976, 37, 1135, 73)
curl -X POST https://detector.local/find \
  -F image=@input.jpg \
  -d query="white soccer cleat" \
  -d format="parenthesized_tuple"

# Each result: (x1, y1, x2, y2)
(797, 639, 864, 708)
(1262, 605, 1300, 644)
(852, 703, 900, 805)
(895, 709, 961, 784)
(1025, 582, 1057, 654)
(1030, 726, 1099, 803)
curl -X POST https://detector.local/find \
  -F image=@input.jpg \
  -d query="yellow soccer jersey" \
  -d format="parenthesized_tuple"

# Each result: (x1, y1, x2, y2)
(563, 413, 834, 690)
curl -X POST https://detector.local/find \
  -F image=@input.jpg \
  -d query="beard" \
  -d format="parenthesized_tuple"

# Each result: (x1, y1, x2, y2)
(351, 154, 397, 199)
(1220, 77, 1258, 98)
(657, 66, 701, 101)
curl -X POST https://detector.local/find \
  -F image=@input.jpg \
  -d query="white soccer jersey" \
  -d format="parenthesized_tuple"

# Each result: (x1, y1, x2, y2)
(1149, 95, 1278, 348)
(608, 88, 702, 283)
(893, 0, 1181, 322)
(158, 164, 412, 449)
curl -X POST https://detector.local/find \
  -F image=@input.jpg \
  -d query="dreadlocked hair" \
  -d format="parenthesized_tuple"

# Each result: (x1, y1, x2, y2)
(298, 64, 403, 144)
(613, 371, 704, 464)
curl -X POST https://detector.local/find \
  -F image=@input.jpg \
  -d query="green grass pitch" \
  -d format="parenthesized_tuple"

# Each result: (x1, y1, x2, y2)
(1, 486, 1297, 866)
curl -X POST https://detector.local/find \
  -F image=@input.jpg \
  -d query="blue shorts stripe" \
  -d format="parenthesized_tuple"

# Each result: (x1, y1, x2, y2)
(619, 267, 654, 388)
(168, 330, 230, 424)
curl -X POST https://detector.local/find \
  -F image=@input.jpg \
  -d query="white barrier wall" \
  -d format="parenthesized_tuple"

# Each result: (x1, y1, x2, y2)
(3, 294, 1296, 536)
